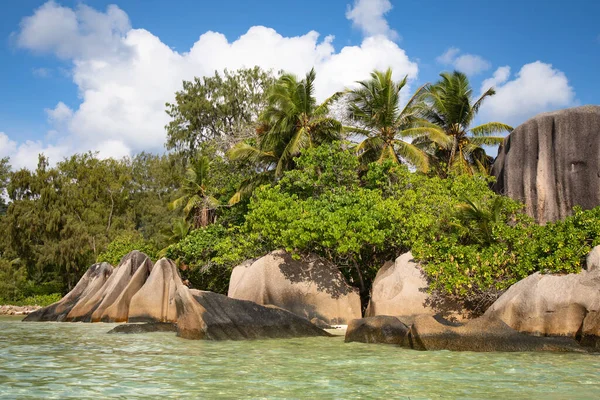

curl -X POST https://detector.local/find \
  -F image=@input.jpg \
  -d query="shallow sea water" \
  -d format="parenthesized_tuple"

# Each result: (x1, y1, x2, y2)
(1, 316, 599, 399)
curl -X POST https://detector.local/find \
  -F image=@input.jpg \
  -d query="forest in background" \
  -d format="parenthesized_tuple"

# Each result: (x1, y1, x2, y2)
(1, 66, 598, 314)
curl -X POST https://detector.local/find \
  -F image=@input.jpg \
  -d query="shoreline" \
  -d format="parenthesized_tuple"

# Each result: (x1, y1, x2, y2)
(0, 305, 41, 316)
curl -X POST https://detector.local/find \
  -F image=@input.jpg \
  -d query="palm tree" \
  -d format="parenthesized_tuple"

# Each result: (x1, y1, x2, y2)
(346, 68, 436, 171)
(228, 68, 342, 203)
(413, 71, 512, 175)
(453, 196, 505, 245)
(169, 156, 219, 228)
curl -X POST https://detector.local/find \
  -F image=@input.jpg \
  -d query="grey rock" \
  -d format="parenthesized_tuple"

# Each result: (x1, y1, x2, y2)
(492, 105, 600, 224)
(345, 316, 410, 346)
(108, 322, 177, 334)
(176, 286, 331, 340)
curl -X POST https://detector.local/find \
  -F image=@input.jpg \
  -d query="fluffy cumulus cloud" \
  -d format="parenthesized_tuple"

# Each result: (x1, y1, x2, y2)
(479, 61, 576, 126)
(7, 1, 417, 169)
(346, 0, 399, 40)
(436, 47, 491, 76)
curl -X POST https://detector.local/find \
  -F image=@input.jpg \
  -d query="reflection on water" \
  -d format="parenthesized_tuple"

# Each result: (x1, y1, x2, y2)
(1, 316, 599, 399)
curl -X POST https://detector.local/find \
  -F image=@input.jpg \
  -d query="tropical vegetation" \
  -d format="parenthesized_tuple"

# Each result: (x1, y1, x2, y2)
(0, 66, 597, 315)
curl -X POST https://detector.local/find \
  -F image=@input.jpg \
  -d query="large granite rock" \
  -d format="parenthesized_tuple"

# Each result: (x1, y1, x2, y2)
(484, 267, 600, 348)
(101, 251, 153, 322)
(345, 316, 410, 346)
(175, 286, 331, 340)
(492, 105, 600, 224)
(365, 252, 435, 319)
(409, 315, 584, 352)
(66, 252, 151, 322)
(128, 258, 182, 323)
(228, 250, 361, 324)
(23, 262, 114, 322)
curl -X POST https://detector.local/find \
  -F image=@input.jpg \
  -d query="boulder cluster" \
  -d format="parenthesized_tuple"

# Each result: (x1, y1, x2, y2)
(24, 250, 331, 341)
(345, 249, 600, 352)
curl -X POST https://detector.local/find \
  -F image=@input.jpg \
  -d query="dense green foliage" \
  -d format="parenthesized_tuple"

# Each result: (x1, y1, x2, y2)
(1, 66, 597, 316)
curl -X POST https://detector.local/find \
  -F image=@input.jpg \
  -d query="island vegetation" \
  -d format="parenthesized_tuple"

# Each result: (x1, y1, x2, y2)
(1, 66, 598, 314)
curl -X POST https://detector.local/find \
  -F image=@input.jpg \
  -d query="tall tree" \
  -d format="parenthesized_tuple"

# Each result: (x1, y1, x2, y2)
(170, 156, 219, 228)
(165, 67, 275, 160)
(414, 71, 512, 175)
(228, 68, 342, 203)
(0, 157, 10, 215)
(346, 68, 434, 171)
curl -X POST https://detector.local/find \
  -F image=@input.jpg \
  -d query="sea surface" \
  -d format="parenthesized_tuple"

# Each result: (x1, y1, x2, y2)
(1, 316, 599, 399)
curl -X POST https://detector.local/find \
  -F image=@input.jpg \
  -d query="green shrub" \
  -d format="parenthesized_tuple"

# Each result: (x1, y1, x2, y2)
(165, 225, 268, 293)
(97, 232, 158, 266)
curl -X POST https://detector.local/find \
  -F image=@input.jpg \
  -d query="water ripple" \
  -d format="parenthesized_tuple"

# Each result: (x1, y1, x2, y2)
(1, 316, 599, 399)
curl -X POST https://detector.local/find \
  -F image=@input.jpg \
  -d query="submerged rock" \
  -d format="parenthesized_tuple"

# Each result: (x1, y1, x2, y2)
(228, 250, 361, 324)
(345, 316, 410, 346)
(492, 105, 600, 224)
(108, 322, 177, 334)
(176, 286, 331, 340)
(23, 262, 114, 322)
(409, 315, 585, 352)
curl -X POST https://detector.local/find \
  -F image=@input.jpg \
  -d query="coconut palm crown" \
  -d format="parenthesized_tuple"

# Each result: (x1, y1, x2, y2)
(414, 70, 513, 175)
(169, 156, 219, 228)
(228, 68, 342, 203)
(346, 68, 434, 171)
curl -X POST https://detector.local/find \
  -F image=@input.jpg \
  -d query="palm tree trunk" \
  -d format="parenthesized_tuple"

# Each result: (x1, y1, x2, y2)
(449, 136, 458, 168)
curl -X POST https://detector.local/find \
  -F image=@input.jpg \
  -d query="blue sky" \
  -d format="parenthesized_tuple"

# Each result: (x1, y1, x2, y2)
(1, 0, 598, 169)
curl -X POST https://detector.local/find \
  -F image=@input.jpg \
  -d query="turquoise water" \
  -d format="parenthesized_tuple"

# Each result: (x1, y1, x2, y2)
(1, 316, 599, 399)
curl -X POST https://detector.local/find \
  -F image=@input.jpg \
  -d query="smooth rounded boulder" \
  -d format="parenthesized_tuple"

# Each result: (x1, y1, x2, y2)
(484, 267, 600, 348)
(345, 316, 410, 346)
(365, 252, 435, 319)
(23, 262, 114, 322)
(492, 105, 600, 224)
(176, 286, 331, 340)
(228, 250, 361, 324)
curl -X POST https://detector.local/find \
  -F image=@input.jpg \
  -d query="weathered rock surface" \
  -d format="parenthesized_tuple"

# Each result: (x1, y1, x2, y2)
(345, 316, 410, 346)
(128, 258, 182, 323)
(587, 245, 600, 272)
(492, 105, 600, 224)
(409, 315, 584, 352)
(228, 250, 361, 324)
(23, 262, 114, 322)
(176, 286, 331, 340)
(108, 322, 177, 334)
(484, 268, 600, 348)
(365, 252, 444, 320)
(101, 251, 153, 322)
(66, 252, 152, 322)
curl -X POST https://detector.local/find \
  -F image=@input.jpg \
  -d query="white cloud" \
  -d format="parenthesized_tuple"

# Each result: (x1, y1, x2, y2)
(0, 132, 69, 170)
(32, 67, 51, 78)
(479, 62, 576, 126)
(436, 47, 490, 76)
(11, 1, 418, 169)
(0, 133, 18, 159)
(480, 66, 511, 91)
(46, 101, 73, 123)
(346, 0, 399, 40)
(436, 47, 460, 65)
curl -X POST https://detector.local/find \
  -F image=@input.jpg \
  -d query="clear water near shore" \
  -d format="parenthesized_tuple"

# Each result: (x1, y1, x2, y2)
(1, 316, 599, 399)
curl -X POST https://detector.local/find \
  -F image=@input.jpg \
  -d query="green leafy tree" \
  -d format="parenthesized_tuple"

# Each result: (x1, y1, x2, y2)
(170, 156, 219, 228)
(346, 69, 434, 171)
(166, 67, 275, 159)
(228, 68, 343, 203)
(415, 71, 512, 175)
